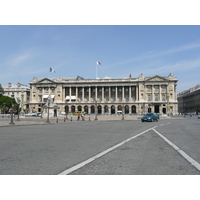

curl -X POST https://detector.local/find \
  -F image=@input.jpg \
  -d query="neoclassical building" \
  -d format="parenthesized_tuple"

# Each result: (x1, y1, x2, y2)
(29, 73, 178, 116)
(177, 84, 200, 114)
(2, 82, 30, 112)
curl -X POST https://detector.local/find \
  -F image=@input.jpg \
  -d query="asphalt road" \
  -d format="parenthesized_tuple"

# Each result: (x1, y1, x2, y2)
(0, 117, 200, 175)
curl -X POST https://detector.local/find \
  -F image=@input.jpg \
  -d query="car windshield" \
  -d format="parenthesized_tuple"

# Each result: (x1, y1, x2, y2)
(146, 113, 153, 116)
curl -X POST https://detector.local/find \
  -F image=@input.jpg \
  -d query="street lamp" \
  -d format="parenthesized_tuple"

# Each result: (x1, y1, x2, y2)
(46, 95, 51, 123)
(122, 102, 124, 120)
(94, 100, 98, 120)
(148, 104, 151, 113)
(9, 104, 15, 125)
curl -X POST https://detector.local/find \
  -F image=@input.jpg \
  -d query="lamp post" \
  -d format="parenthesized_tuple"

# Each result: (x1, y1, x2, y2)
(94, 100, 98, 120)
(46, 95, 51, 123)
(166, 93, 170, 116)
(122, 102, 124, 120)
(9, 104, 15, 125)
(148, 104, 151, 113)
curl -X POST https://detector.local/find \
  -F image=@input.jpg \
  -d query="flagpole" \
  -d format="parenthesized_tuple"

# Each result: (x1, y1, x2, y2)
(96, 62, 97, 79)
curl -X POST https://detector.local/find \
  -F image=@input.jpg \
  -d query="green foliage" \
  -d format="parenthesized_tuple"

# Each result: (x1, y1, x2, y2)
(0, 84, 4, 97)
(0, 96, 19, 114)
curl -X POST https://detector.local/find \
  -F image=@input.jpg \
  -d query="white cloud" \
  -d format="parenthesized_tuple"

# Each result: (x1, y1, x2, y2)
(9, 54, 30, 66)
(156, 58, 200, 72)
(110, 41, 200, 68)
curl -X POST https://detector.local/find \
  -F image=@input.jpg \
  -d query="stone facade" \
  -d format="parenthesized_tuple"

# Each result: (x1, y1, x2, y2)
(2, 83, 30, 112)
(29, 73, 178, 116)
(177, 84, 200, 114)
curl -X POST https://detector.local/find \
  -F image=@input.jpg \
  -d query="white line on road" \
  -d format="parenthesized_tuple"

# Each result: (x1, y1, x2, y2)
(152, 128, 200, 171)
(58, 126, 158, 175)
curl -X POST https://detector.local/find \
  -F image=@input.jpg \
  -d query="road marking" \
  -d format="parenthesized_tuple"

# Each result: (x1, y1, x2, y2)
(159, 124, 165, 126)
(58, 126, 158, 175)
(166, 122, 171, 124)
(152, 128, 200, 171)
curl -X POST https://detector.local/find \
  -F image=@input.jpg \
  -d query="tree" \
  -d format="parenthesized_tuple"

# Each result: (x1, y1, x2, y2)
(0, 84, 4, 97)
(0, 96, 19, 114)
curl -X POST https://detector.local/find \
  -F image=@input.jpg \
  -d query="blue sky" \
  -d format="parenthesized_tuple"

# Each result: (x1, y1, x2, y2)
(1, 25, 200, 93)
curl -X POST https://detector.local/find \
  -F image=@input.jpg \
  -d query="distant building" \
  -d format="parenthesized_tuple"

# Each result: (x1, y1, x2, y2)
(177, 84, 200, 114)
(2, 83, 30, 113)
(29, 73, 178, 116)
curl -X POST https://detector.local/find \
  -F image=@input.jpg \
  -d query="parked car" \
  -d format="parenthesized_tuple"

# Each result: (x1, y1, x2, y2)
(198, 114, 200, 119)
(141, 113, 159, 122)
(25, 113, 37, 117)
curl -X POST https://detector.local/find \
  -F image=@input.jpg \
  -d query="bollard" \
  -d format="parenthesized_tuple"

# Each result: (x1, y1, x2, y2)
(71, 117, 72, 121)
(64, 117, 66, 122)
(56, 118, 58, 123)
(89, 117, 90, 121)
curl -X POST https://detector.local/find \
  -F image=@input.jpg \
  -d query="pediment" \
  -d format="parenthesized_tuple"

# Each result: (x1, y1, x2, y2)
(37, 78, 56, 84)
(146, 75, 168, 82)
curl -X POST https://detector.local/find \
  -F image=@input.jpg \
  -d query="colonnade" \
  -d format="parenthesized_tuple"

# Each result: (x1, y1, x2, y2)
(64, 85, 138, 103)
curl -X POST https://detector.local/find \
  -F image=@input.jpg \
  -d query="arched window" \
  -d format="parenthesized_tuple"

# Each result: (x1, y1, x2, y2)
(91, 106, 95, 114)
(71, 106, 75, 113)
(84, 106, 88, 114)
(131, 105, 136, 113)
(118, 105, 122, 111)
(125, 105, 129, 114)
(98, 105, 102, 114)
(104, 105, 108, 114)
(65, 105, 69, 113)
(111, 105, 115, 114)
(78, 106, 82, 111)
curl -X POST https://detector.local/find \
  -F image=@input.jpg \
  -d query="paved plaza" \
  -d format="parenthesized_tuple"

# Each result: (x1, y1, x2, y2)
(0, 115, 200, 175)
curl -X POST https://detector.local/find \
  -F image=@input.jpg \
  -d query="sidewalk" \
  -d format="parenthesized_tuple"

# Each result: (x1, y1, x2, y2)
(0, 114, 185, 127)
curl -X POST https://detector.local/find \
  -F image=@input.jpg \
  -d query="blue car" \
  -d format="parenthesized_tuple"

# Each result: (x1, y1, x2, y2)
(141, 113, 159, 122)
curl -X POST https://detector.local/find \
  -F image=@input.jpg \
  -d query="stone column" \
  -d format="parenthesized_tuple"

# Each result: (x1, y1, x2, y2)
(62, 87, 65, 102)
(159, 85, 162, 102)
(89, 86, 91, 102)
(136, 86, 138, 101)
(102, 86, 104, 102)
(76, 87, 78, 102)
(129, 86, 131, 101)
(152, 85, 154, 102)
(69, 87, 72, 102)
(109, 86, 111, 102)
(122, 86, 124, 102)
(95, 86, 97, 101)
(82, 86, 84, 102)
(115, 86, 118, 102)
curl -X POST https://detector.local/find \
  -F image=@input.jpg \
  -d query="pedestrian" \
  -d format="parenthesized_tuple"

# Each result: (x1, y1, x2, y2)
(77, 113, 80, 121)
(81, 114, 85, 121)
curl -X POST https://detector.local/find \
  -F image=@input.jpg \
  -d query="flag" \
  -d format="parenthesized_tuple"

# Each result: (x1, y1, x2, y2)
(50, 67, 56, 73)
(96, 61, 101, 65)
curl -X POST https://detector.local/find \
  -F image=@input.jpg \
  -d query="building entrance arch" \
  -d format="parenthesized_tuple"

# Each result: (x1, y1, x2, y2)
(125, 105, 129, 114)
(111, 105, 115, 114)
(65, 105, 69, 113)
(131, 105, 136, 113)
(104, 105, 108, 114)
(84, 106, 88, 114)
(98, 105, 102, 114)
(78, 105, 82, 111)
(71, 106, 75, 113)
(91, 106, 95, 114)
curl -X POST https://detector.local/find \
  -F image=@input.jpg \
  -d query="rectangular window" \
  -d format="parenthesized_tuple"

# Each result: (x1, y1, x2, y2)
(154, 85, 159, 90)
(162, 94, 166, 101)
(155, 94, 159, 101)
(148, 94, 152, 101)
